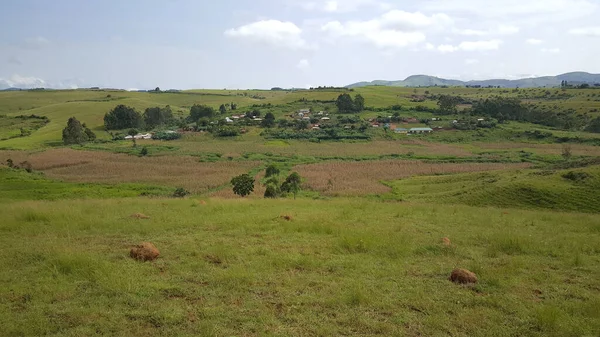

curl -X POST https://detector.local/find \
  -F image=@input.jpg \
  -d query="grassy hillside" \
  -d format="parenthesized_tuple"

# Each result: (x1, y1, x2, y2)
(383, 165, 600, 213)
(1, 197, 599, 336)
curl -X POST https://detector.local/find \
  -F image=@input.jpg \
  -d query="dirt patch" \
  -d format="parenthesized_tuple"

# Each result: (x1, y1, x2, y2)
(442, 237, 451, 246)
(449, 268, 477, 284)
(130, 242, 160, 261)
(130, 213, 150, 219)
(281, 215, 293, 221)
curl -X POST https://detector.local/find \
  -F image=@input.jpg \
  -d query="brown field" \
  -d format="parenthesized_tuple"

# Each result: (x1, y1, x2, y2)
(295, 160, 532, 196)
(0, 149, 260, 193)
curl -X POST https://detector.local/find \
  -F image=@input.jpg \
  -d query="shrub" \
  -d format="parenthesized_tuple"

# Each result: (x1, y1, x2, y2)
(152, 131, 181, 140)
(231, 174, 254, 197)
(104, 105, 143, 130)
(265, 164, 280, 178)
(140, 147, 149, 156)
(173, 187, 190, 198)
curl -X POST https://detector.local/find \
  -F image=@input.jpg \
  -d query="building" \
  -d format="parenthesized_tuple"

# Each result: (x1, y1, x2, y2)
(395, 128, 408, 134)
(298, 109, 310, 114)
(408, 127, 433, 134)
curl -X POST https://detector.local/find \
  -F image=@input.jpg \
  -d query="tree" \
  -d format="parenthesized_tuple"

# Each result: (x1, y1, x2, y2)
(62, 117, 92, 145)
(219, 104, 227, 114)
(104, 105, 143, 130)
(586, 117, 600, 133)
(140, 146, 149, 156)
(143, 106, 173, 129)
(336, 93, 356, 113)
(261, 112, 276, 128)
(231, 174, 255, 197)
(155, 87, 161, 92)
(264, 185, 279, 198)
(354, 94, 365, 112)
(265, 164, 280, 177)
(437, 95, 460, 115)
(128, 128, 138, 147)
(189, 104, 215, 122)
(281, 172, 301, 199)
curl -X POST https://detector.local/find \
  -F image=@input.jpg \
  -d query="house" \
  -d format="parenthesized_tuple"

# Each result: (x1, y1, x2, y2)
(321, 117, 331, 121)
(298, 109, 310, 114)
(395, 128, 408, 134)
(408, 127, 433, 134)
(405, 118, 419, 124)
(477, 118, 485, 121)
(225, 117, 233, 123)
(302, 116, 310, 121)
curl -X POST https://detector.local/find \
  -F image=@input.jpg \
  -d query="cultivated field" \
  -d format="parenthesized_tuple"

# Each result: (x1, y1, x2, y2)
(295, 160, 532, 196)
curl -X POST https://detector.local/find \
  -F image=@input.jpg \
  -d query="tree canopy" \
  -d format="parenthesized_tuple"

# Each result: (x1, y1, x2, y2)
(62, 117, 95, 145)
(143, 106, 173, 129)
(189, 105, 216, 122)
(336, 94, 365, 113)
(104, 105, 143, 130)
(231, 174, 255, 197)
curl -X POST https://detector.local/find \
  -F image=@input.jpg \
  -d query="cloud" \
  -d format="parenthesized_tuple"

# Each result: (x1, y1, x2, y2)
(297, 59, 310, 70)
(0, 74, 47, 89)
(454, 25, 519, 36)
(7, 56, 22, 65)
(541, 48, 560, 53)
(297, 0, 391, 13)
(437, 44, 458, 53)
(569, 27, 600, 37)
(321, 10, 451, 49)
(526, 38, 543, 45)
(225, 20, 312, 50)
(21, 36, 51, 50)
(435, 39, 502, 53)
(423, 0, 597, 22)
(465, 59, 479, 65)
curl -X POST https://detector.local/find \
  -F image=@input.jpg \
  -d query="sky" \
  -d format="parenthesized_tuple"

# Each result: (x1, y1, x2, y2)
(1, 0, 600, 90)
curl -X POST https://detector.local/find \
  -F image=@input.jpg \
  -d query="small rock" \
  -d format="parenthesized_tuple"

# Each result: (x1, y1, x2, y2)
(281, 215, 293, 221)
(130, 242, 160, 261)
(449, 268, 477, 284)
(442, 237, 451, 246)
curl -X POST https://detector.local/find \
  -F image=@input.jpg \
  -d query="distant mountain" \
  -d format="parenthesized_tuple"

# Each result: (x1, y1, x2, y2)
(346, 72, 600, 89)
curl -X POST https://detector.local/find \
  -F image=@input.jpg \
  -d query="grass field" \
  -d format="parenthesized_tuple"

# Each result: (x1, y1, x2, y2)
(1, 198, 599, 336)
(0, 87, 599, 336)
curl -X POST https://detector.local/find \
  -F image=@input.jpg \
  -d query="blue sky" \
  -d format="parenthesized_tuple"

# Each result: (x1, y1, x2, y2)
(1, 0, 600, 89)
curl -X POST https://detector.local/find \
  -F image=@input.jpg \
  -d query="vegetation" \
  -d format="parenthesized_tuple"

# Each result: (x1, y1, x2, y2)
(231, 173, 255, 197)
(0, 86, 599, 336)
(62, 117, 95, 145)
(104, 105, 143, 130)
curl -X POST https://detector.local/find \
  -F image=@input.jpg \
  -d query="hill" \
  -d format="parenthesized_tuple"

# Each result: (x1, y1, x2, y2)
(347, 72, 600, 88)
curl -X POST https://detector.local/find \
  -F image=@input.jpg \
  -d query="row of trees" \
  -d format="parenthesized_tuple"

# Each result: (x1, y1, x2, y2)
(230, 166, 302, 198)
(104, 105, 174, 130)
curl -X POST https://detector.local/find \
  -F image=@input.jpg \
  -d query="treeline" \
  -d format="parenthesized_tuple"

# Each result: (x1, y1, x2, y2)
(336, 93, 365, 114)
(104, 105, 174, 130)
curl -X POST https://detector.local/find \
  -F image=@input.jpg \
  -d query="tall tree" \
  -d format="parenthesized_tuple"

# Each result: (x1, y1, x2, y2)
(354, 94, 365, 112)
(219, 104, 227, 114)
(281, 172, 302, 199)
(143, 106, 173, 129)
(189, 104, 216, 122)
(62, 117, 92, 145)
(336, 93, 356, 114)
(104, 105, 143, 130)
(261, 112, 276, 128)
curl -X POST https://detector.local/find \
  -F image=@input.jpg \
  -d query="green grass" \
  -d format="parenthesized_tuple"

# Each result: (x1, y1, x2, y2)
(0, 197, 599, 336)
(382, 165, 600, 213)
(0, 167, 172, 201)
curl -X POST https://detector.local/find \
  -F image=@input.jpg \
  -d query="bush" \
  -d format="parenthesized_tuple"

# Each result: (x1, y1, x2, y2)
(152, 131, 181, 140)
(140, 147, 149, 156)
(265, 164, 280, 178)
(104, 105, 143, 130)
(231, 174, 255, 197)
(264, 185, 279, 198)
(173, 187, 190, 198)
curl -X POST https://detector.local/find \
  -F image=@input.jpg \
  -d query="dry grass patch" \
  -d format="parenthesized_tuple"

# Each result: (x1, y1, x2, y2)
(0, 149, 260, 193)
(295, 160, 531, 196)
(474, 143, 600, 156)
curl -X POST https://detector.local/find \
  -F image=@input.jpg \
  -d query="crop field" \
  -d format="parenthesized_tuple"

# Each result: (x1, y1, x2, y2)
(0, 86, 599, 336)
(295, 160, 532, 196)
(0, 149, 260, 193)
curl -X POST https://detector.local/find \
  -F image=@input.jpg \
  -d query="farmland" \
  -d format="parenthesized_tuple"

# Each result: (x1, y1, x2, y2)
(1, 86, 599, 336)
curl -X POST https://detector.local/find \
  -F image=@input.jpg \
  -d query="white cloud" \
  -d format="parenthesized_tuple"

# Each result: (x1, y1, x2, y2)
(569, 27, 600, 37)
(541, 48, 560, 53)
(425, 43, 435, 50)
(437, 44, 458, 53)
(321, 10, 451, 49)
(225, 20, 312, 50)
(458, 39, 503, 51)
(0, 74, 47, 89)
(21, 36, 51, 50)
(435, 39, 503, 53)
(526, 38, 543, 45)
(297, 59, 310, 70)
(454, 25, 519, 36)
(423, 0, 597, 22)
(298, 0, 391, 12)
(465, 58, 479, 65)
